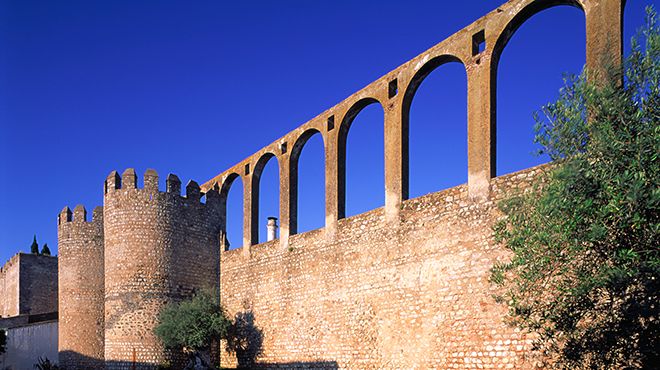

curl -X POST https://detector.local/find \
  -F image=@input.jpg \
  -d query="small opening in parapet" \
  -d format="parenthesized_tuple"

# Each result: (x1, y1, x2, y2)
(327, 115, 335, 131)
(281, 142, 288, 154)
(244, 163, 250, 175)
(388, 79, 398, 98)
(472, 29, 486, 56)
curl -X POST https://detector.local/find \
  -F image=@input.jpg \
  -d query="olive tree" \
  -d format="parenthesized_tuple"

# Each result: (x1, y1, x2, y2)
(155, 290, 230, 369)
(491, 7, 659, 369)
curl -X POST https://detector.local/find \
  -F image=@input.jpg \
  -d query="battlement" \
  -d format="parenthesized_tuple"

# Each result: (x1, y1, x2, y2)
(104, 168, 220, 206)
(0, 253, 21, 275)
(58, 205, 103, 226)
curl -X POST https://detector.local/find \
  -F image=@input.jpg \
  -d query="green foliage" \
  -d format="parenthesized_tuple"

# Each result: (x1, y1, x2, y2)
(30, 235, 39, 254)
(156, 361, 172, 370)
(154, 290, 230, 352)
(41, 243, 51, 256)
(492, 7, 659, 369)
(34, 357, 59, 370)
(0, 329, 6, 355)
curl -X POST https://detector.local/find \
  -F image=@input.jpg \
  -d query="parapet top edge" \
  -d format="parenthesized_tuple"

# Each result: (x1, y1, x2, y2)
(104, 168, 219, 202)
(58, 205, 103, 225)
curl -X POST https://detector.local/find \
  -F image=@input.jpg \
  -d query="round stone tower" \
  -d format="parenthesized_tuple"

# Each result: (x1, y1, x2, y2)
(103, 168, 222, 369)
(58, 204, 105, 369)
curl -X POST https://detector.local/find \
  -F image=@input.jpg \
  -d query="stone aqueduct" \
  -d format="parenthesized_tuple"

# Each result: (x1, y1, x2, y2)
(58, 0, 625, 368)
(200, 0, 623, 249)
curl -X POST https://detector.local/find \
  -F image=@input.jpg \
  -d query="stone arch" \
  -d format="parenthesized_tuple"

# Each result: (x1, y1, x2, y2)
(492, 0, 585, 65)
(490, 0, 586, 176)
(219, 172, 242, 250)
(403, 55, 465, 112)
(289, 128, 325, 235)
(338, 97, 384, 219)
(401, 54, 467, 199)
(251, 152, 279, 243)
(219, 172, 241, 200)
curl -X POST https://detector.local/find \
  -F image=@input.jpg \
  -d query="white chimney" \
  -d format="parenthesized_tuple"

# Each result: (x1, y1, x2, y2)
(267, 217, 278, 241)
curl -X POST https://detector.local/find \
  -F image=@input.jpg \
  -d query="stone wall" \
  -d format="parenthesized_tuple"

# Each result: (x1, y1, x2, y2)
(0, 253, 57, 318)
(102, 169, 222, 369)
(219, 166, 546, 369)
(58, 205, 105, 369)
(0, 320, 58, 370)
(18, 253, 58, 315)
(0, 255, 21, 318)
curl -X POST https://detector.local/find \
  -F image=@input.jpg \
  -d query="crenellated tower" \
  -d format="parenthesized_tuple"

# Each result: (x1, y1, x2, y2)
(102, 169, 222, 369)
(57, 168, 222, 369)
(58, 204, 105, 369)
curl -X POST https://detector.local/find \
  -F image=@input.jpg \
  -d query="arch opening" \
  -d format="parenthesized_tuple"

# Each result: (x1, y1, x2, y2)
(492, 1, 586, 176)
(402, 55, 467, 199)
(252, 153, 279, 244)
(338, 98, 384, 218)
(290, 129, 325, 234)
(220, 173, 243, 250)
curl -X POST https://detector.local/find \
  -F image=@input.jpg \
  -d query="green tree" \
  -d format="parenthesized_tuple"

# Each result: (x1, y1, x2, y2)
(491, 7, 659, 369)
(30, 235, 39, 254)
(154, 290, 230, 368)
(40, 243, 51, 256)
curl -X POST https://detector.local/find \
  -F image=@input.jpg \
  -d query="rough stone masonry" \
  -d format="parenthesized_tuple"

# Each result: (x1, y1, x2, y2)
(57, 0, 624, 368)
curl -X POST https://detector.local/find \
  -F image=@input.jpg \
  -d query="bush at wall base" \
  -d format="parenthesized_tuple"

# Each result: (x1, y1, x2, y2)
(34, 357, 59, 370)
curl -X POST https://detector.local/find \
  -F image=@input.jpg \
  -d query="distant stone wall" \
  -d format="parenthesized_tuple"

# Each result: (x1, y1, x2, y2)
(18, 254, 58, 315)
(58, 205, 105, 369)
(0, 255, 21, 318)
(0, 253, 57, 318)
(219, 166, 545, 369)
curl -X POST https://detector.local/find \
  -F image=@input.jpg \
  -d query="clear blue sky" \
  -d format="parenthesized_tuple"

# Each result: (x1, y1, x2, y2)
(0, 0, 649, 260)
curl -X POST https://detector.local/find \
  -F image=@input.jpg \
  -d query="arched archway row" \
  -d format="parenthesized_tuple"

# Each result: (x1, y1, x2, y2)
(201, 0, 624, 251)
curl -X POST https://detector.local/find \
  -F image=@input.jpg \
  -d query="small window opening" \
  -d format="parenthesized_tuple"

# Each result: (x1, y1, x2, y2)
(472, 30, 486, 56)
(281, 142, 288, 154)
(388, 79, 398, 98)
(327, 115, 335, 131)
(244, 163, 250, 175)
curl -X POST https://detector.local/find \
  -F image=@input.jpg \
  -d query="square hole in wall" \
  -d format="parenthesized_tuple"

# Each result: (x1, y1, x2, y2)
(388, 78, 398, 98)
(281, 142, 288, 154)
(472, 29, 486, 56)
(327, 115, 335, 131)
(244, 163, 250, 175)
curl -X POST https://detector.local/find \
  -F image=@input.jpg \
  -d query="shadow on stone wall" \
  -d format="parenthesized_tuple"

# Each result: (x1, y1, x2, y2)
(59, 310, 336, 369)
(220, 310, 338, 369)
(225, 310, 263, 368)
(59, 351, 339, 369)
(58, 351, 105, 369)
